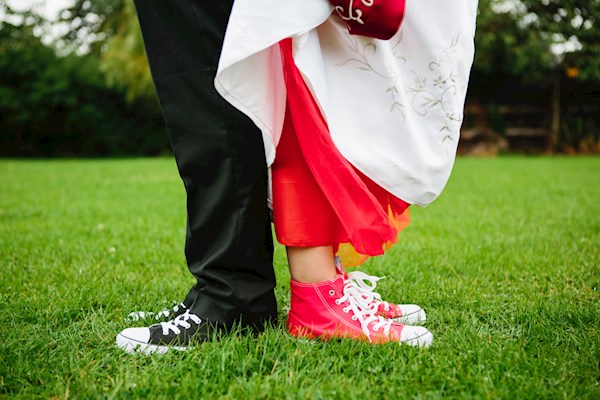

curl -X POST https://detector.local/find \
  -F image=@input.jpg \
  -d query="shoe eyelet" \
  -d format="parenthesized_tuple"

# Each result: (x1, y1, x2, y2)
(351, 316, 357, 321)
(373, 327, 379, 332)
(328, 290, 335, 296)
(343, 307, 349, 313)
(335, 300, 341, 305)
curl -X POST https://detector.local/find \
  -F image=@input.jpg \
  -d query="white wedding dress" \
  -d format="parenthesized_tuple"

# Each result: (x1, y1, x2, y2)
(215, 0, 478, 207)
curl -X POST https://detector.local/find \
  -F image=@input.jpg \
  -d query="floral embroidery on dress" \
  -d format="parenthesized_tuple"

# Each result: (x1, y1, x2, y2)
(336, 32, 463, 143)
(336, 32, 407, 119)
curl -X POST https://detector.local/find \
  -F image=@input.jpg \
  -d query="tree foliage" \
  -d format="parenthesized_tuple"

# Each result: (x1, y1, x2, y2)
(0, 2, 167, 157)
(475, 0, 556, 84)
(475, 0, 600, 83)
(519, 0, 600, 81)
(61, 0, 153, 101)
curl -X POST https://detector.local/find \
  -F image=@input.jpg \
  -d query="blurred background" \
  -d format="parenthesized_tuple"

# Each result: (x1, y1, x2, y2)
(0, 0, 598, 157)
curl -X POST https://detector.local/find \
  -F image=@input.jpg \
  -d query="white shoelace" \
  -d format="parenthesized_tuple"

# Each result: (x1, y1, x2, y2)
(155, 302, 187, 320)
(127, 302, 187, 322)
(335, 281, 393, 342)
(334, 256, 393, 312)
(159, 310, 202, 336)
(346, 270, 393, 312)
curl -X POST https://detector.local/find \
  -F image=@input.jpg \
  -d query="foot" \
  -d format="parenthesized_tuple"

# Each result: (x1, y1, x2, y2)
(287, 274, 433, 348)
(335, 257, 426, 324)
(126, 301, 189, 323)
(116, 310, 210, 354)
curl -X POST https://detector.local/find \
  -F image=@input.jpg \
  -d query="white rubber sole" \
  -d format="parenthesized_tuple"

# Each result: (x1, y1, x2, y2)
(115, 333, 189, 355)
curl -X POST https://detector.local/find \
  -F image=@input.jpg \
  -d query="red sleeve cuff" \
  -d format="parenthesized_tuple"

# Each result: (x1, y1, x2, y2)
(329, 0, 406, 40)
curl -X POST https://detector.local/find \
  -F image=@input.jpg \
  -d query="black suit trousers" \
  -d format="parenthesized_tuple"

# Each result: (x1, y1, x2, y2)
(134, 0, 277, 328)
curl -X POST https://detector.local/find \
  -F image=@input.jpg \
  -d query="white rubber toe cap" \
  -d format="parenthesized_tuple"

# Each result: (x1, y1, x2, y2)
(400, 325, 433, 348)
(116, 327, 151, 353)
(395, 305, 427, 325)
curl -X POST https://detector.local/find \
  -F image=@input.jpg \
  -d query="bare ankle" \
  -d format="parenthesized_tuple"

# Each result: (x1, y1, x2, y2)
(287, 246, 336, 283)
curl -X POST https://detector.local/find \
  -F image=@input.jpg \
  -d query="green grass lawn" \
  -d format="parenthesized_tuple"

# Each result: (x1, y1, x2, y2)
(1, 156, 599, 399)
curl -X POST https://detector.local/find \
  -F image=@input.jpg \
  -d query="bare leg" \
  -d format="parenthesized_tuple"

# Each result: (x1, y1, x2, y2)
(287, 246, 336, 283)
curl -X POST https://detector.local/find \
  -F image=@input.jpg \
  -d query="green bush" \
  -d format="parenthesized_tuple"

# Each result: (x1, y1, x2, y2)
(0, 19, 168, 157)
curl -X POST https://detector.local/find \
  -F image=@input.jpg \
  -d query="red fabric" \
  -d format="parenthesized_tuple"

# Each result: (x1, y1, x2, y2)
(329, 0, 406, 40)
(272, 39, 409, 261)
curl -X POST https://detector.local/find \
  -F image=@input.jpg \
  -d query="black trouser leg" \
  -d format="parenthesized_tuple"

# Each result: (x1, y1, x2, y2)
(134, 0, 277, 328)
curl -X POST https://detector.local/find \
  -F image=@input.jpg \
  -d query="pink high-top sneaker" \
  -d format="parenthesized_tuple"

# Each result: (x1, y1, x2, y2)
(287, 274, 432, 347)
(335, 257, 427, 324)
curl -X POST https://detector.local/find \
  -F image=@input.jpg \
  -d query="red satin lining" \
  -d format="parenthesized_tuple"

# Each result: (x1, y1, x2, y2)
(271, 39, 409, 266)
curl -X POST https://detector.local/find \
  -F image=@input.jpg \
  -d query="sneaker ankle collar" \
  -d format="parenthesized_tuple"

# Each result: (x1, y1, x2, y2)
(289, 274, 345, 288)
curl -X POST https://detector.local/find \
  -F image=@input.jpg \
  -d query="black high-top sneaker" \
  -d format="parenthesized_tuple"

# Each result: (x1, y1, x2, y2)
(116, 310, 213, 354)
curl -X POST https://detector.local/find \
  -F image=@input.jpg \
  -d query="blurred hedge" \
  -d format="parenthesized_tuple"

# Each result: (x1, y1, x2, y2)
(0, 17, 168, 157)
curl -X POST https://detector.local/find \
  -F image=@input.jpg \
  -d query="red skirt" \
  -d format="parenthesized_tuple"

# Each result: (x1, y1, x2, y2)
(271, 39, 410, 266)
